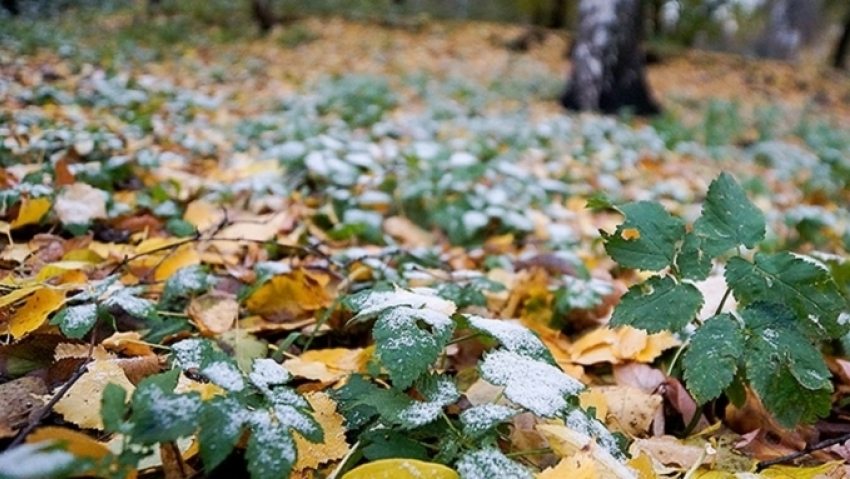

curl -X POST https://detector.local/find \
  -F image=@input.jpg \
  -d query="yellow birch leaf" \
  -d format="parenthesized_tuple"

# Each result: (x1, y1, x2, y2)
(293, 392, 350, 471)
(11, 196, 51, 229)
(187, 293, 238, 335)
(154, 245, 200, 282)
(626, 452, 659, 479)
(341, 459, 459, 479)
(36, 261, 95, 282)
(8, 287, 66, 339)
(54, 361, 135, 430)
(761, 461, 844, 479)
(0, 285, 39, 310)
(27, 426, 111, 461)
(579, 389, 609, 421)
(537, 452, 599, 479)
(245, 269, 332, 321)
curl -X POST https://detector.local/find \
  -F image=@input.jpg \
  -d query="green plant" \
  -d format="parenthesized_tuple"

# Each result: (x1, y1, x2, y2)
(333, 287, 625, 477)
(602, 172, 848, 428)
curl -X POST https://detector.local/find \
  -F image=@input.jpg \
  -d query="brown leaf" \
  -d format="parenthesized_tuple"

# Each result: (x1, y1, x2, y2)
(0, 376, 47, 438)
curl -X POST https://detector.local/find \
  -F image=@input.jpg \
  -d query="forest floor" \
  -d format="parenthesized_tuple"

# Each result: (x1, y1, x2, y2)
(2, 12, 850, 479)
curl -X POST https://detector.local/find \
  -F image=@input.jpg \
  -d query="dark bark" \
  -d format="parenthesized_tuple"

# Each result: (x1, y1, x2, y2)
(1, 0, 19, 16)
(251, 0, 275, 34)
(547, 0, 568, 29)
(561, 0, 660, 116)
(832, 10, 850, 70)
(754, 0, 823, 61)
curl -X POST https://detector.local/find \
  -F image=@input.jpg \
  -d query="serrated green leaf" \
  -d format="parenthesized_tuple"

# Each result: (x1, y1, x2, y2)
(161, 265, 214, 305)
(742, 303, 833, 427)
(460, 404, 518, 439)
(101, 383, 128, 434)
(693, 172, 765, 256)
(266, 387, 323, 443)
(602, 201, 686, 271)
(725, 373, 747, 408)
(676, 232, 712, 281)
(129, 369, 200, 445)
(52, 303, 99, 339)
(246, 413, 297, 479)
(171, 338, 214, 370)
(394, 375, 459, 429)
(199, 396, 248, 471)
(373, 306, 455, 389)
(103, 287, 158, 321)
(456, 447, 532, 479)
(610, 275, 704, 333)
(682, 314, 744, 404)
(465, 315, 555, 364)
(726, 253, 847, 339)
(479, 350, 583, 417)
(347, 287, 456, 323)
(332, 374, 381, 430)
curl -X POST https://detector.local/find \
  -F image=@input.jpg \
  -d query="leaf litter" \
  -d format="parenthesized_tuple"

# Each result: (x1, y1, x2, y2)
(1, 11, 850, 479)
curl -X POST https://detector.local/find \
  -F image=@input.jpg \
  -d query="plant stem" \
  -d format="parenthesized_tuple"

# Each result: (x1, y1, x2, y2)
(505, 447, 552, 458)
(714, 287, 732, 316)
(448, 332, 481, 346)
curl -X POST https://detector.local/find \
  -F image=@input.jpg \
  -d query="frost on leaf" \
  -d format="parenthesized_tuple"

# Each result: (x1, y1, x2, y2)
(171, 338, 212, 370)
(246, 412, 299, 479)
(479, 350, 583, 417)
(162, 265, 215, 304)
(348, 287, 457, 321)
(394, 375, 459, 429)
(199, 396, 250, 471)
(250, 358, 292, 391)
(103, 286, 158, 320)
(53, 303, 98, 339)
(0, 442, 79, 479)
(372, 305, 455, 390)
(129, 370, 201, 445)
(460, 404, 518, 439)
(465, 315, 554, 364)
(456, 447, 532, 479)
(201, 360, 245, 392)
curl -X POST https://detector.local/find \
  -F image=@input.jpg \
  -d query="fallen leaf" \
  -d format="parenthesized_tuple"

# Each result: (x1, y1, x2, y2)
(53, 183, 107, 225)
(8, 286, 65, 339)
(54, 360, 136, 430)
(537, 451, 599, 479)
(154, 245, 201, 283)
(187, 293, 238, 335)
(11, 196, 51, 229)
(341, 458, 459, 479)
(0, 376, 47, 438)
(246, 269, 333, 322)
(294, 392, 350, 471)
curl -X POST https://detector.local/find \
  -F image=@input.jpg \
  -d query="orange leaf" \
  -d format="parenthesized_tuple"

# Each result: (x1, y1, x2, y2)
(245, 269, 333, 321)
(8, 287, 65, 339)
(293, 392, 350, 471)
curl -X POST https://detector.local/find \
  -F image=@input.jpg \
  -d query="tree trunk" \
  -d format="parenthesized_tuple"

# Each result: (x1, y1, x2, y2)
(251, 0, 275, 34)
(754, 0, 822, 61)
(561, 0, 659, 115)
(832, 9, 850, 70)
(547, 0, 568, 29)
(1, 0, 19, 16)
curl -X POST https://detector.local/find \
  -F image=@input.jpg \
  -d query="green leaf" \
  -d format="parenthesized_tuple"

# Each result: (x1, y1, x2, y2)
(585, 191, 614, 211)
(103, 286, 158, 321)
(610, 276, 704, 333)
(332, 374, 381, 430)
(100, 383, 128, 434)
(198, 396, 248, 471)
(602, 201, 686, 271)
(265, 387, 323, 443)
(724, 373, 747, 408)
(726, 253, 847, 339)
(161, 265, 214, 305)
(393, 375, 459, 429)
(693, 172, 765, 256)
(372, 306, 455, 389)
(465, 315, 555, 364)
(52, 303, 99, 339)
(479, 350, 583, 417)
(0, 442, 81, 479)
(742, 303, 833, 427)
(676, 232, 712, 281)
(361, 429, 429, 461)
(245, 414, 297, 479)
(682, 314, 744, 404)
(456, 447, 532, 479)
(129, 369, 201, 445)
(460, 404, 518, 439)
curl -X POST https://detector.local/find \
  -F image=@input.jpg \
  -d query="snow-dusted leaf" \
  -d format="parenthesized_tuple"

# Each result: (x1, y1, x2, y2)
(52, 303, 99, 339)
(373, 306, 455, 389)
(348, 287, 457, 322)
(479, 350, 583, 417)
(171, 338, 213, 371)
(464, 315, 554, 364)
(460, 404, 518, 439)
(54, 182, 107, 226)
(246, 412, 298, 479)
(456, 447, 532, 479)
(0, 442, 80, 479)
(129, 369, 201, 444)
(161, 265, 215, 304)
(199, 396, 250, 471)
(249, 358, 292, 391)
(201, 359, 245, 393)
(103, 287, 158, 320)
(394, 375, 459, 429)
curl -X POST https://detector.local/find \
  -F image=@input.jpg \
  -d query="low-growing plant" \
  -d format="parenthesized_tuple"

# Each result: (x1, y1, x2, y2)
(600, 171, 849, 428)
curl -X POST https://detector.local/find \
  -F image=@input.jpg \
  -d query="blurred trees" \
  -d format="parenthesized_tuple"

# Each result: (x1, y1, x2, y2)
(561, 0, 659, 115)
(754, 0, 823, 60)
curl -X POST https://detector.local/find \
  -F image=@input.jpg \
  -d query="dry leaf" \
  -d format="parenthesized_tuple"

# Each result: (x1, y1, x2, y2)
(54, 360, 136, 430)
(593, 386, 663, 437)
(340, 458, 458, 479)
(187, 292, 239, 335)
(7, 287, 65, 339)
(0, 376, 47, 438)
(537, 451, 600, 479)
(53, 183, 107, 225)
(293, 392, 350, 471)
(154, 245, 201, 283)
(537, 423, 637, 478)
(245, 269, 333, 322)
(11, 196, 51, 229)
(630, 436, 713, 470)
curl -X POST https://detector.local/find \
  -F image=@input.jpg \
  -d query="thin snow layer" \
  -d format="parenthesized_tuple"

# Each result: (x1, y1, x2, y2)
(137, 385, 199, 431)
(171, 339, 205, 370)
(61, 303, 97, 331)
(103, 288, 154, 318)
(0, 443, 77, 478)
(352, 287, 456, 318)
(166, 265, 208, 293)
(250, 358, 292, 391)
(456, 447, 532, 479)
(382, 306, 453, 331)
(465, 316, 549, 359)
(479, 350, 583, 417)
(460, 404, 518, 437)
(564, 409, 625, 460)
(248, 411, 297, 464)
(397, 377, 459, 428)
(202, 361, 245, 392)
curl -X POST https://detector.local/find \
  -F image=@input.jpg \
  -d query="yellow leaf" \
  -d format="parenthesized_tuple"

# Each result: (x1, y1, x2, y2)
(294, 392, 350, 471)
(8, 287, 65, 339)
(11, 196, 51, 229)
(692, 469, 735, 479)
(154, 244, 200, 282)
(626, 452, 659, 479)
(54, 361, 135, 430)
(579, 389, 609, 421)
(761, 461, 844, 479)
(246, 269, 333, 321)
(538, 452, 599, 479)
(341, 459, 459, 479)
(537, 424, 635, 478)
(0, 285, 39, 309)
(27, 426, 111, 461)
(35, 260, 96, 282)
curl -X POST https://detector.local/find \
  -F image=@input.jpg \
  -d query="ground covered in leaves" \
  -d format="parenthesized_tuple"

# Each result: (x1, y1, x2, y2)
(2, 12, 850, 479)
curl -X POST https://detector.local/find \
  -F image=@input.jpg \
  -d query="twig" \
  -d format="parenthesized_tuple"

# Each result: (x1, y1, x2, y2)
(756, 432, 850, 470)
(8, 333, 97, 448)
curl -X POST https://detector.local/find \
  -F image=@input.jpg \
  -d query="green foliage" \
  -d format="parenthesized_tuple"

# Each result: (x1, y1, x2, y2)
(603, 172, 848, 427)
(315, 75, 398, 128)
(337, 287, 612, 475)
